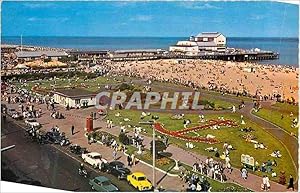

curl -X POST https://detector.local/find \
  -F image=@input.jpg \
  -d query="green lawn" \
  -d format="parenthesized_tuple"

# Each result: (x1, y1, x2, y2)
(272, 102, 298, 115)
(148, 81, 249, 109)
(254, 103, 298, 136)
(106, 109, 296, 182)
(13, 76, 127, 92)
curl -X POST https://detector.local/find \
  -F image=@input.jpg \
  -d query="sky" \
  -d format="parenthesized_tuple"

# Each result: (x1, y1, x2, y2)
(2, 1, 299, 37)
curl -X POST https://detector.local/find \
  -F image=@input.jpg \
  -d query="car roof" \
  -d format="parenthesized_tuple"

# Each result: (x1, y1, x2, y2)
(132, 172, 146, 177)
(110, 161, 124, 166)
(88, 152, 101, 156)
(94, 176, 109, 182)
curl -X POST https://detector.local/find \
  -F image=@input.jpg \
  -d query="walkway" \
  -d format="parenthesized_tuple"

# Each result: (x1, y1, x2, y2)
(3, 89, 297, 192)
(18, 101, 292, 192)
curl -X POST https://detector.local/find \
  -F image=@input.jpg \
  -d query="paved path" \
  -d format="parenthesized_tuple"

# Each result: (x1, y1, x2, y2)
(6, 100, 292, 192)
(2, 89, 297, 192)
(3, 101, 186, 191)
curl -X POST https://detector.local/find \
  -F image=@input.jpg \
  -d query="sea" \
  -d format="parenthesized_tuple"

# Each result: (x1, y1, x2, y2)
(1, 36, 299, 67)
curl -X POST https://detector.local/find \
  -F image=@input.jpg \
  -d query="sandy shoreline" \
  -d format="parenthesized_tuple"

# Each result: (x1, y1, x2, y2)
(106, 59, 298, 102)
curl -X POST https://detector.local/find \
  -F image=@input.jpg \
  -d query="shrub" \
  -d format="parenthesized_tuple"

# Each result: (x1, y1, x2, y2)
(119, 132, 130, 145)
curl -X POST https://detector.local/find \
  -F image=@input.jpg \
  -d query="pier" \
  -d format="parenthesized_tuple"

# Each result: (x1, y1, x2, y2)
(67, 49, 279, 62)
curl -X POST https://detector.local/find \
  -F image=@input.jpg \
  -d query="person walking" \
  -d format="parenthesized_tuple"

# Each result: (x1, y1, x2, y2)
(71, 125, 75, 135)
(131, 154, 136, 166)
(266, 175, 270, 191)
(262, 175, 267, 191)
(113, 150, 117, 160)
(127, 155, 132, 167)
(241, 166, 247, 180)
(225, 156, 232, 173)
(287, 175, 294, 191)
(278, 171, 286, 185)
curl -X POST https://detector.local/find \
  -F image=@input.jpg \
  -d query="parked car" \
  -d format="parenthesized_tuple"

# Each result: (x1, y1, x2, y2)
(89, 176, 118, 192)
(12, 112, 23, 120)
(127, 172, 152, 191)
(45, 130, 70, 146)
(70, 144, 88, 155)
(1, 104, 7, 113)
(82, 152, 108, 169)
(7, 108, 16, 116)
(25, 119, 41, 128)
(103, 161, 131, 180)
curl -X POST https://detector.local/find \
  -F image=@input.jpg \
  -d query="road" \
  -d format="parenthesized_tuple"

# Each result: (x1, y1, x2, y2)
(1, 117, 136, 192)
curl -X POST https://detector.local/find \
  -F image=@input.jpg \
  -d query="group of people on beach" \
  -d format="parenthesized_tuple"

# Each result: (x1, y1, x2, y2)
(104, 59, 298, 103)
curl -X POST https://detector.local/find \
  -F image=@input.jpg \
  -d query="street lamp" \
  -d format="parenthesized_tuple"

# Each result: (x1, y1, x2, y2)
(152, 122, 156, 190)
(151, 115, 159, 190)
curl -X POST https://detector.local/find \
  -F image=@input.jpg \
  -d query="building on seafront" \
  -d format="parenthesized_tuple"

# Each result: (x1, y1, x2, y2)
(169, 32, 226, 55)
(53, 88, 96, 108)
(169, 41, 199, 56)
(15, 51, 69, 62)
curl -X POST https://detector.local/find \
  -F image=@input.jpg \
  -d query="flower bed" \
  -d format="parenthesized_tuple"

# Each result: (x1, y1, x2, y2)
(153, 119, 237, 144)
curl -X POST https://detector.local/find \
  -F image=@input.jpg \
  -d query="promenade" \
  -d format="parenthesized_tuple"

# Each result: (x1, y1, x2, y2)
(2, 99, 293, 192)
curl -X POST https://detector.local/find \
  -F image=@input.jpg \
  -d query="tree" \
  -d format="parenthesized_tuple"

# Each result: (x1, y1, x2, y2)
(119, 132, 130, 145)
(150, 140, 167, 157)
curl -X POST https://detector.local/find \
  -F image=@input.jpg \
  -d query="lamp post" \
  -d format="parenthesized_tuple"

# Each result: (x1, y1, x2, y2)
(152, 122, 156, 189)
(151, 115, 159, 190)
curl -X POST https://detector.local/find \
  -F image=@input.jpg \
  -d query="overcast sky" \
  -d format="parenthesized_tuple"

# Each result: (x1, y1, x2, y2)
(2, 1, 299, 37)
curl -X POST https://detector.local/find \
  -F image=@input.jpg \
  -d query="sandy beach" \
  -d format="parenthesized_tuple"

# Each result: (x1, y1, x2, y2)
(107, 59, 299, 102)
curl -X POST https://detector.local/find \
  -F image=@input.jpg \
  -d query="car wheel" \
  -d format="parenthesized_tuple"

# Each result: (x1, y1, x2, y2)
(93, 164, 97, 169)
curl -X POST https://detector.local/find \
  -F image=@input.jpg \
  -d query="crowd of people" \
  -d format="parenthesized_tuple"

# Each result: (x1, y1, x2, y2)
(104, 59, 298, 103)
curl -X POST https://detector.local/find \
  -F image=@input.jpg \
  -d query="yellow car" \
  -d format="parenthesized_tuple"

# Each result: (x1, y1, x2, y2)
(127, 172, 153, 191)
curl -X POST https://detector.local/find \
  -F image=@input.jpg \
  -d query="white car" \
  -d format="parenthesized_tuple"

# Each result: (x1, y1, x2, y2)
(12, 112, 23, 120)
(25, 119, 41, 128)
(82, 152, 108, 169)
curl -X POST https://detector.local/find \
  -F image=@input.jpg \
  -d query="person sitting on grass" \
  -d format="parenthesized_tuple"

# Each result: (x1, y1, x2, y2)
(261, 163, 267, 172)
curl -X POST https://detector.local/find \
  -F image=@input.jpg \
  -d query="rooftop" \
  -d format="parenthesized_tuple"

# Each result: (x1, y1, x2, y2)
(196, 32, 222, 38)
(53, 88, 96, 98)
(68, 50, 109, 55)
(113, 49, 165, 53)
(15, 51, 68, 58)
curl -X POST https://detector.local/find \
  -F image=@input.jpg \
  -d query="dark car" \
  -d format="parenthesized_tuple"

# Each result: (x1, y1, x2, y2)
(89, 176, 119, 192)
(103, 161, 131, 180)
(70, 144, 88, 155)
(7, 108, 16, 116)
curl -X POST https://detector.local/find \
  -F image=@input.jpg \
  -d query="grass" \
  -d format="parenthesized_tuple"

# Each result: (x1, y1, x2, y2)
(14, 76, 118, 92)
(253, 102, 298, 136)
(272, 102, 298, 115)
(14, 73, 238, 110)
(202, 97, 234, 109)
(134, 149, 177, 174)
(106, 109, 297, 182)
(147, 81, 248, 109)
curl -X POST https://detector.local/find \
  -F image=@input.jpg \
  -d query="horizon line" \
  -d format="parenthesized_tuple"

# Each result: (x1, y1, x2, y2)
(2, 35, 299, 39)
